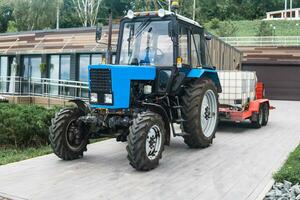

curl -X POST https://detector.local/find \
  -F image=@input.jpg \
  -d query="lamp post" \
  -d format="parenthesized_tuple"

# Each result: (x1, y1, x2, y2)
(273, 26, 276, 46)
(296, 23, 299, 45)
(193, 0, 196, 20)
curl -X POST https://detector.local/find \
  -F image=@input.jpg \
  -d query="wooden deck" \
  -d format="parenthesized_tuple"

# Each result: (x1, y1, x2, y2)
(239, 46, 300, 65)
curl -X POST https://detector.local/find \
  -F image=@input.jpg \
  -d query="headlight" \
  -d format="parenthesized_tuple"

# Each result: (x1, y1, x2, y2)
(158, 9, 165, 18)
(104, 93, 113, 104)
(127, 10, 134, 19)
(90, 93, 98, 103)
(144, 85, 152, 94)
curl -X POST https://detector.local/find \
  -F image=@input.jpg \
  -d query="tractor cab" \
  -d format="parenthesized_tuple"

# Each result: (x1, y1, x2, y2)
(49, 9, 222, 171)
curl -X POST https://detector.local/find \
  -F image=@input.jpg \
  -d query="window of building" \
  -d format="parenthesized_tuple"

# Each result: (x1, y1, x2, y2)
(79, 54, 90, 82)
(60, 55, 71, 80)
(49, 54, 71, 80)
(0, 56, 8, 76)
(23, 56, 42, 79)
(91, 54, 102, 65)
(49, 55, 60, 80)
(49, 55, 71, 95)
(79, 54, 103, 82)
(22, 56, 42, 94)
(0, 56, 8, 93)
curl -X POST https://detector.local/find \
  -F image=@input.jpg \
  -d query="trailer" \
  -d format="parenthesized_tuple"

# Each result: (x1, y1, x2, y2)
(218, 71, 274, 128)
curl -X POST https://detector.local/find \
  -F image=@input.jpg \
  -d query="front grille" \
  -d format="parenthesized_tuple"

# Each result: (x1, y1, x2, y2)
(90, 68, 112, 93)
(89, 68, 112, 104)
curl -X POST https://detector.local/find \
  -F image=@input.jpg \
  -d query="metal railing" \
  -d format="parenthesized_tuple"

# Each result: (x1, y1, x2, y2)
(220, 36, 300, 47)
(0, 76, 89, 104)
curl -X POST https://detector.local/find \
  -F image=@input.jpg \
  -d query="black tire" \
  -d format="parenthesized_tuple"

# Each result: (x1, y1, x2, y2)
(251, 105, 263, 128)
(262, 103, 269, 126)
(126, 111, 165, 171)
(49, 108, 88, 160)
(181, 79, 219, 148)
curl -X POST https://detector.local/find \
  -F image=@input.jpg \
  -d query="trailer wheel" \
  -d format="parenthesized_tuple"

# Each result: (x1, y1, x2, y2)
(262, 103, 269, 126)
(126, 111, 165, 171)
(181, 79, 219, 148)
(49, 108, 88, 160)
(251, 105, 263, 128)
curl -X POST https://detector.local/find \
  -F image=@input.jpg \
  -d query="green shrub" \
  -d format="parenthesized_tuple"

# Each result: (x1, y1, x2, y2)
(0, 103, 59, 148)
(256, 21, 273, 36)
(209, 18, 221, 30)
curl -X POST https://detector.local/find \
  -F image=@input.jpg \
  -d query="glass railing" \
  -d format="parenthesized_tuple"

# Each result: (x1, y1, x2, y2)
(0, 76, 89, 101)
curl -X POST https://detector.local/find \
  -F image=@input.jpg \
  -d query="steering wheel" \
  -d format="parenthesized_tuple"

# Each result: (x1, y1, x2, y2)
(147, 47, 165, 62)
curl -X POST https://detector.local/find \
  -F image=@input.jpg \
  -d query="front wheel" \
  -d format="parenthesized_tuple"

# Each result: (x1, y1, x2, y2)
(49, 108, 89, 160)
(126, 111, 165, 171)
(181, 79, 219, 148)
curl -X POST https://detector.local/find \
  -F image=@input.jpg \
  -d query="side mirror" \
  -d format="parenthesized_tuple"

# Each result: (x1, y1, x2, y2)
(205, 34, 212, 41)
(168, 20, 179, 37)
(95, 26, 102, 43)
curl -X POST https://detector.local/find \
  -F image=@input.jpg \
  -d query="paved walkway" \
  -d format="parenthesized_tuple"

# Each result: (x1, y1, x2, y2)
(0, 101, 299, 200)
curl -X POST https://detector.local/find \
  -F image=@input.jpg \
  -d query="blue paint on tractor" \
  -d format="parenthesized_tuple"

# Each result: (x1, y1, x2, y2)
(180, 68, 222, 92)
(88, 65, 156, 109)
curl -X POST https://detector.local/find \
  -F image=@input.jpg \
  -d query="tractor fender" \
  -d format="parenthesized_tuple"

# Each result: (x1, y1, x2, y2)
(142, 102, 171, 146)
(69, 99, 90, 114)
(186, 68, 222, 93)
(249, 99, 270, 113)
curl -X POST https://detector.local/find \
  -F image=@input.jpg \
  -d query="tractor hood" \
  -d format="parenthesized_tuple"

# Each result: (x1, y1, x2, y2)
(88, 64, 156, 109)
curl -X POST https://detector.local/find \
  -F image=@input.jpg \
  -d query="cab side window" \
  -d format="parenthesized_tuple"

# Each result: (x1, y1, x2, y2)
(191, 32, 201, 67)
(178, 26, 189, 65)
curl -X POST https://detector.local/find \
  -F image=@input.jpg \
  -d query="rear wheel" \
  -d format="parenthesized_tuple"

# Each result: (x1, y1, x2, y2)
(262, 103, 269, 126)
(49, 108, 88, 160)
(251, 105, 263, 128)
(181, 79, 219, 148)
(126, 111, 165, 171)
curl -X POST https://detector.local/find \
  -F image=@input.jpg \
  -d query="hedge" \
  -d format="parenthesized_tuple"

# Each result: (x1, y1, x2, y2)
(0, 103, 59, 148)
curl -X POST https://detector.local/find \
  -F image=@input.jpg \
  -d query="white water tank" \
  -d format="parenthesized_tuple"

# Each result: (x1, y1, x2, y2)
(218, 71, 257, 108)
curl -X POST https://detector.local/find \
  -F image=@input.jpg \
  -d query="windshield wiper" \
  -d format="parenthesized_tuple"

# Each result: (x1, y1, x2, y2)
(127, 18, 152, 64)
(135, 18, 151, 38)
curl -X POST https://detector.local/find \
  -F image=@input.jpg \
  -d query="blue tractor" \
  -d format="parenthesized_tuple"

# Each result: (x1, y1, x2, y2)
(49, 9, 222, 171)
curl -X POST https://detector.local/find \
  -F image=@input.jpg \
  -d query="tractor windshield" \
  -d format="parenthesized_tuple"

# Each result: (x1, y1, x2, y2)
(119, 20, 173, 66)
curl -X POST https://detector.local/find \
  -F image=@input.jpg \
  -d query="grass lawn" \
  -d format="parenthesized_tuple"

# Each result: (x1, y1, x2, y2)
(274, 144, 300, 184)
(0, 146, 52, 166)
(205, 20, 300, 37)
(0, 138, 109, 166)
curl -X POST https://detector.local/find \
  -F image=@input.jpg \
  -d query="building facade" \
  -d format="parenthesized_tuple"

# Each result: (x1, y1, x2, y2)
(0, 27, 117, 100)
(265, 8, 300, 20)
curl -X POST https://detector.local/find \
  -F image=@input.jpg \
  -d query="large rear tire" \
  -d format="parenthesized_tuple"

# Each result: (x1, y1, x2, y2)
(49, 108, 88, 160)
(251, 105, 263, 128)
(126, 111, 165, 171)
(181, 79, 219, 148)
(262, 103, 269, 126)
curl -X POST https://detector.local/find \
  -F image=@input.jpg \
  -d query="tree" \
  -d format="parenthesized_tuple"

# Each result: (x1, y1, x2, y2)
(0, 0, 13, 33)
(60, 0, 82, 28)
(12, 0, 57, 31)
(72, 0, 101, 27)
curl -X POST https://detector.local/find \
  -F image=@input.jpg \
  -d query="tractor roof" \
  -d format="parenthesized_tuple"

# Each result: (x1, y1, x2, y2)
(125, 9, 202, 28)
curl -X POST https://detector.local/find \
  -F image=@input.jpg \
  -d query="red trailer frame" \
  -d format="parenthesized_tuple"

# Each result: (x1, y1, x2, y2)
(219, 82, 275, 125)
